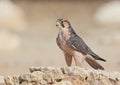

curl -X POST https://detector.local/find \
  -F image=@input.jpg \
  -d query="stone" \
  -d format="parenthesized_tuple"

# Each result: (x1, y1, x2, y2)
(4, 76, 19, 85)
(30, 67, 64, 82)
(0, 76, 4, 84)
(4, 67, 120, 85)
(54, 80, 72, 85)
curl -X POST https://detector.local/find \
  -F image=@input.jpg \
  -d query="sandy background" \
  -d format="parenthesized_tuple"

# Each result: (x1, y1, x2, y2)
(0, 0, 120, 76)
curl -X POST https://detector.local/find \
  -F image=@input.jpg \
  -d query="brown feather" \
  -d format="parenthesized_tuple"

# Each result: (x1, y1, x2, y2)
(85, 56, 104, 70)
(64, 52, 72, 66)
(56, 18, 106, 70)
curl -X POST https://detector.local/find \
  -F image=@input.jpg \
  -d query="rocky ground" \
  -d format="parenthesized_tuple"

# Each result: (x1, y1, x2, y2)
(0, 0, 120, 79)
(2, 67, 120, 85)
(0, 76, 4, 85)
(0, 1, 120, 85)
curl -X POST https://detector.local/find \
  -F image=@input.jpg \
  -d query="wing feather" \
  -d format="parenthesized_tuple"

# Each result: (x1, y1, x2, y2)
(68, 35, 106, 62)
(68, 35, 89, 55)
(56, 35, 62, 50)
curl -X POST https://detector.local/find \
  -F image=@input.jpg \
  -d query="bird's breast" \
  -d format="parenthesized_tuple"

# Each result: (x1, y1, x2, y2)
(58, 35, 74, 54)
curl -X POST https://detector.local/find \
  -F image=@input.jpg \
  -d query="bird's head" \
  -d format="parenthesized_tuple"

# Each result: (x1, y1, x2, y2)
(56, 18, 71, 29)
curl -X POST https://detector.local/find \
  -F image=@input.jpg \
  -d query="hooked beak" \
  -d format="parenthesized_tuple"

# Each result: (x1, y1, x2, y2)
(56, 20, 64, 27)
(56, 21, 61, 26)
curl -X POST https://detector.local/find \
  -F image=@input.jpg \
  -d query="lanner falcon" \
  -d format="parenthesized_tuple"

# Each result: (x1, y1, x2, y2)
(56, 18, 106, 70)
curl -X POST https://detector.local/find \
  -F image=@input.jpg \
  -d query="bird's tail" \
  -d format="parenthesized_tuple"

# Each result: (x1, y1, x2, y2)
(85, 56, 104, 70)
(88, 52, 106, 62)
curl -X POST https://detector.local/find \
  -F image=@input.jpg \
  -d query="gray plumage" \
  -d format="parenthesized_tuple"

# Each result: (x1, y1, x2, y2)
(56, 18, 106, 70)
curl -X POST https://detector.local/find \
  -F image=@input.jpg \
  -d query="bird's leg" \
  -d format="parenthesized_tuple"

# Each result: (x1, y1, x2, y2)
(73, 51, 84, 67)
(74, 56, 82, 67)
(64, 52, 72, 66)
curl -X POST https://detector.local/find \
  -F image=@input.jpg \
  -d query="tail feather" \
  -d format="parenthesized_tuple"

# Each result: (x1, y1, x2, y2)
(89, 52, 106, 62)
(85, 56, 104, 70)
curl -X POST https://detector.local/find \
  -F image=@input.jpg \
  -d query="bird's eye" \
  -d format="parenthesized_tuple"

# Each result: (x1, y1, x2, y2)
(60, 21, 65, 27)
(61, 21, 63, 24)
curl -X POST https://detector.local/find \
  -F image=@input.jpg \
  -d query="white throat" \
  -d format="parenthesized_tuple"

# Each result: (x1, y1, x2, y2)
(59, 27, 70, 40)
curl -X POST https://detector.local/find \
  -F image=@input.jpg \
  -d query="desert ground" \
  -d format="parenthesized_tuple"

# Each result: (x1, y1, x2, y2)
(0, 0, 120, 76)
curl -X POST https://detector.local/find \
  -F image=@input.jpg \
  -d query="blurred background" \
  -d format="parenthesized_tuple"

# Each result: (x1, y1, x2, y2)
(0, 0, 120, 75)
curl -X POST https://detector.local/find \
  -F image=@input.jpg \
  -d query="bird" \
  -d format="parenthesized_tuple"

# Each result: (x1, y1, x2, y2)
(56, 18, 106, 70)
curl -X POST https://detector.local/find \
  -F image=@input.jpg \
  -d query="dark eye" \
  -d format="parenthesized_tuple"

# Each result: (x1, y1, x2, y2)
(60, 20, 65, 27)
(61, 20, 63, 23)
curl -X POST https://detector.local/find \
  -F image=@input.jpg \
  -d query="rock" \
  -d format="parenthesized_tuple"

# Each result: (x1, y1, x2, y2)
(4, 76, 19, 85)
(0, 76, 5, 85)
(61, 67, 70, 74)
(54, 80, 72, 85)
(30, 67, 64, 84)
(0, 76, 4, 83)
(4, 67, 120, 85)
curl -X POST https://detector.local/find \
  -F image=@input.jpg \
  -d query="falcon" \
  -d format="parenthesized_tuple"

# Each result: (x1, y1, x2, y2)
(56, 18, 106, 70)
